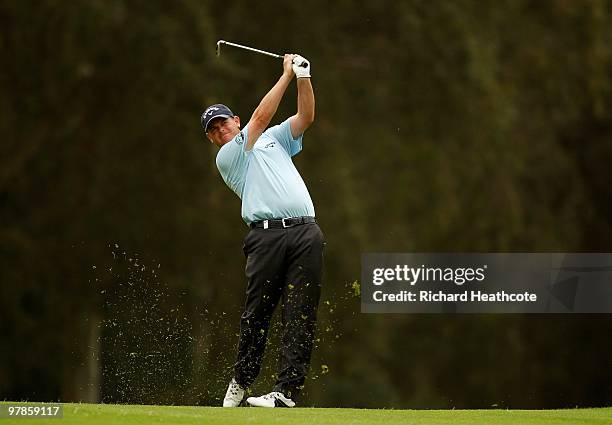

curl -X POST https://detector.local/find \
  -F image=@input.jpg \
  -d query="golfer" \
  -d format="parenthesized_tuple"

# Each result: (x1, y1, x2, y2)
(201, 54, 324, 408)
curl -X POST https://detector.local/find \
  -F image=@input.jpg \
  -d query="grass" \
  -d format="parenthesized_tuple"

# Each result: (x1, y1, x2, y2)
(1, 402, 611, 425)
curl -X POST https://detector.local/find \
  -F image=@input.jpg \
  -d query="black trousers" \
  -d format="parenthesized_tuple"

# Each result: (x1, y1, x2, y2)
(233, 221, 324, 401)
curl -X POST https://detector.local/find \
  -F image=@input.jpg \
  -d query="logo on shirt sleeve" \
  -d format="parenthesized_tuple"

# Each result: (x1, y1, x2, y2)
(235, 131, 244, 145)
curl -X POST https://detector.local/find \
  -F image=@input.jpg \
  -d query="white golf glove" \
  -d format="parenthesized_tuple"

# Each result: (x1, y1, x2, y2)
(292, 55, 310, 78)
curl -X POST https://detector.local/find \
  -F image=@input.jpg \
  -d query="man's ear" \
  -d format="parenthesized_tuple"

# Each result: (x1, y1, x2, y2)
(234, 116, 241, 128)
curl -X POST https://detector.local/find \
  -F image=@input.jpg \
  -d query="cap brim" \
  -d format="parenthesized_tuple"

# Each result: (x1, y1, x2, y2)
(205, 114, 232, 132)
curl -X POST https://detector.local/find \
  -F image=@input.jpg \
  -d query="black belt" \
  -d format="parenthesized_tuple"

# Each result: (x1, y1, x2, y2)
(250, 216, 316, 229)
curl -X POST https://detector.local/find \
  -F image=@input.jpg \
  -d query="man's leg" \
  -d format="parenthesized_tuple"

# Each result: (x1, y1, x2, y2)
(273, 223, 324, 400)
(234, 228, 287, 388)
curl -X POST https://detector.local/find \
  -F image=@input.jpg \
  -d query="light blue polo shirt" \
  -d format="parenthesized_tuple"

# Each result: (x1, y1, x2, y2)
(215, 118, 315, 225)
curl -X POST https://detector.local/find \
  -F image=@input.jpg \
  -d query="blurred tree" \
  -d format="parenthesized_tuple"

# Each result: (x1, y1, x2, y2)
(1, 0, 611, 409)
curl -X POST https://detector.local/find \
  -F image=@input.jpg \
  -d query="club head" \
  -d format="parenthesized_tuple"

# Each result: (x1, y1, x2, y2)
(216, 40, 224, 57)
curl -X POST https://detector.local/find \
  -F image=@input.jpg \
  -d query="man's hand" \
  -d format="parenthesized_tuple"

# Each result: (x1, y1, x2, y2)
(292, 55, 310, 78)
(283, 54, 296, 77)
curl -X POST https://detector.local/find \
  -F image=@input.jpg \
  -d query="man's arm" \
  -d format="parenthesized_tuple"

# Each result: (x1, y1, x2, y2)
(290, 77, 315, 139)
(246, 55, 295, 151)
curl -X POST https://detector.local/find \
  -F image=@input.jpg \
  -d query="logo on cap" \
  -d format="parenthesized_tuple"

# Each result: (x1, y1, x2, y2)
(204, 106, 220, 117)
(201, 104, 234, 131)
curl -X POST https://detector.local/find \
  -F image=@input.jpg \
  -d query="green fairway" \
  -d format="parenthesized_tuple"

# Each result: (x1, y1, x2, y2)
(1, 403, 611, 425)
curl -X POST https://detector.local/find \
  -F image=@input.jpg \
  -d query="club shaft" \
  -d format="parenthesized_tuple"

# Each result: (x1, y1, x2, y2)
(218, 40, 282, 59)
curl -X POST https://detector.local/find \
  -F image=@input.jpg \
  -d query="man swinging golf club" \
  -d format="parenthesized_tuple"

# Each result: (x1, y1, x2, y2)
(201, 53, 324, 407)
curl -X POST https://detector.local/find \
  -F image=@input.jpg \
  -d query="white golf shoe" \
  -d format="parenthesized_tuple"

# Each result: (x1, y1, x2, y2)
(246, 391, 295, 408)
(222, 378, 245, 407)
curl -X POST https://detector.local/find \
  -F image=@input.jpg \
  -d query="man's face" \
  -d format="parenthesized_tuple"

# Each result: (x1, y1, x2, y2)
(206, 116, 241, 147)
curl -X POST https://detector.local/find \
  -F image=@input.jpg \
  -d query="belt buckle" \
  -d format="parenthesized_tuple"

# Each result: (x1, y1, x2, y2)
(281, 218, 291, 228)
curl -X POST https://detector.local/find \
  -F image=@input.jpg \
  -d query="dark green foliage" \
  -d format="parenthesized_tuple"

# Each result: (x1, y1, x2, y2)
(1, 0, 612, 408)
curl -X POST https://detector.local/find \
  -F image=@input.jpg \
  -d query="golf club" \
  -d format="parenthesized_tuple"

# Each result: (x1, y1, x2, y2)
(216, 40, 308, 67)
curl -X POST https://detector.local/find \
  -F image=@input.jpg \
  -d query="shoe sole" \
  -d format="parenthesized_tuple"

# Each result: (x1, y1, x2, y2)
(246, 398, 271, 408)
(246, 397, 295, 408)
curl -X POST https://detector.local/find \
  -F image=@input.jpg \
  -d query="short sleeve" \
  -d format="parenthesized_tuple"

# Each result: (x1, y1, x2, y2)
(264, 118, 303, 157)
